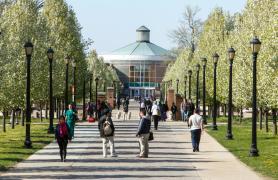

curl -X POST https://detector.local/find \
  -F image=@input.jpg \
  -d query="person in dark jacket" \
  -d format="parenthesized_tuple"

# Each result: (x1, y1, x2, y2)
(171, 103, 178, 120)
(98, 109, 117, 158)
(55, 115, 72, 162)
(136, 109, 151, 158)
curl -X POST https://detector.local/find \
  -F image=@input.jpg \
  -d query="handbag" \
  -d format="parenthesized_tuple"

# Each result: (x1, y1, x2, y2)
(148, 131, 154, 141)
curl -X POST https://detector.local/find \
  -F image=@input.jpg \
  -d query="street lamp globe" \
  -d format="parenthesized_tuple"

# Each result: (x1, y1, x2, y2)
(250, 36, 261, 54)
(228, 47, 236, 60)
(95, 77, 99, 82)
(24, 41, 33, 56)
(47, 47, 54, 60)
(65, 55, 70, 64)
(201, 58, 207, 66)
(213, 53, 219, 64)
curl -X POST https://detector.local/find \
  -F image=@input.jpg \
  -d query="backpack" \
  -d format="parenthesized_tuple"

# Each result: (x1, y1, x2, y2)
(103, 117, 113, 136)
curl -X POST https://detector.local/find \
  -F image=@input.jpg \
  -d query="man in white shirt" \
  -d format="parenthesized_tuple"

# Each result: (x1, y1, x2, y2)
(188, 108, 204, 152)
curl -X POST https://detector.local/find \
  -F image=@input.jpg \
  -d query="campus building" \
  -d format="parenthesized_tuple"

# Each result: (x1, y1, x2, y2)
(101, 26, 175, 98)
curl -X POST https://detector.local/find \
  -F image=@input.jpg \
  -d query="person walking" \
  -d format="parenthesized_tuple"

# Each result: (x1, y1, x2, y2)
(181, 99, 188, 122)
(123, 100, 129, 121)
(55, 115, 72, 162)
(188, 108, 204, 152)
(171, 102, 177, 120)
(116, 97, 121, 110)
(151, 101, 161, 130)
(98, 109, 117, 158)
(136, 109, 151, 158)
(65, 103, 77, 139)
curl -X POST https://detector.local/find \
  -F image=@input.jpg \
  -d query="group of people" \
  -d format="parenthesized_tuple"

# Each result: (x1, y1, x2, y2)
(55, 103, 77, 162)
(54, 97, 204, 162)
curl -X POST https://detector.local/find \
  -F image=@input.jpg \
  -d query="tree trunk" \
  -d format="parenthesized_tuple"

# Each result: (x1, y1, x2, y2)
(3, 111, 6, 132)
(259, 107, 263, 130)
(272, 109, 277, 135)
(239, 106, 243, 124)
(224, 104, 227, 117)
(11, 109, 15, 129)
(56, 98, 59, 119)
(21, 109, 25, 126)
(45, 102, 48, 119)
(62, 100, 65, 115)
(40, 102, 43, 122)
(265, 110, 269, 133)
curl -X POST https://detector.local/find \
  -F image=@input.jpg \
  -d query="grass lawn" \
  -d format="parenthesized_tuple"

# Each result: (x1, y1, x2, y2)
(0, 119, 54, 171)
(207, 122, 278, 179)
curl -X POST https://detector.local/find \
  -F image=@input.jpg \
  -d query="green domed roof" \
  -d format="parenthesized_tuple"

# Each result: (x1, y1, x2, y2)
(110, 42, 170, 56)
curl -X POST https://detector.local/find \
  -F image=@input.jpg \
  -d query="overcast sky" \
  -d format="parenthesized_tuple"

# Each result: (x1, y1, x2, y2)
(66, 0, 246, 54)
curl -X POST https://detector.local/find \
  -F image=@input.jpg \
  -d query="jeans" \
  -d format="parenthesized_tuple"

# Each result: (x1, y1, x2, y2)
(152, 115, 159, 130)
(102, 136, 116, 157)
(191, 129, 201, 151)
(57, 139, 68, 161)
(181, 111, 185, 121)
(138, 133, 150, 157)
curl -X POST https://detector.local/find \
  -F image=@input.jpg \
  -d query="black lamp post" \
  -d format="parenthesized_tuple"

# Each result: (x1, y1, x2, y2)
(201, 58, 207, 124)
(176, 79, 179, 94)
(188, 70, 192, 99)
(89, 74, 93, 102)
(212, 53, 219, 130)
(64, 56, 70, 111)
(226, 47, 235, 140)
(24, 41, 33, 148)
(47, 47, 54, 134)
(82, 77, 86, 121)
(95, 77, 99, 119)
(195, 64, 200, 108)
(249, 36, 261, 157)
(184, 75, 187, 99)
(72, 59, 76, 103)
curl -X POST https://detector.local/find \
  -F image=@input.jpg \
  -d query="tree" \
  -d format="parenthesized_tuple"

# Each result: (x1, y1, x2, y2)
(169, 5, 202, 53)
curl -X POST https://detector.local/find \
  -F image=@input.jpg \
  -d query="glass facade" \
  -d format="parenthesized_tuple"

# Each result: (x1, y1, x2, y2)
(113, 61, 168, 98)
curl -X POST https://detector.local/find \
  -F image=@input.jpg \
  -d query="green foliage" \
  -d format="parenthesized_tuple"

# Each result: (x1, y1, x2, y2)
(0, 0, 91, 111)
(164, 0, 278, 109)
(87, 50, 119, 92)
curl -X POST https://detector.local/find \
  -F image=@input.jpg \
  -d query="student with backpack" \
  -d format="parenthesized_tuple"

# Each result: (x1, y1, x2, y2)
(98, 109, 117, 158)
(55, 115, 72, 162)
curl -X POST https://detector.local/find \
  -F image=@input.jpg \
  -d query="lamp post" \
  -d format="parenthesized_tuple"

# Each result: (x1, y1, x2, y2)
(184, 75, 187, 99)
(64, 56, 70, 111)
(201, 58, 207, 124)
(226, 47, 235, 140)
(24, 41, 33, 148)
(188, 70, 192, 99)
(95, 77, 99, 119)
(89, 74, 93, 102)
(82, 77, 86, 121)
(212, 53, 219, 130)
(176, 79, 179, 94)
(47, 47, 54, 133)
(195, 64, 200, 108)
(249, 36, 261, 157)
(72, 59, 76, 103)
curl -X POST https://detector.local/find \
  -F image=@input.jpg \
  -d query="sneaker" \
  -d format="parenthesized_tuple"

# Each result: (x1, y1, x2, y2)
(111, 154, 118, 157)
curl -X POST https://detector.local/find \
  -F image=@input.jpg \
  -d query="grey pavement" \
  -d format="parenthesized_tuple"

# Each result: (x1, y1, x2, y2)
(0, 108, 267, 180)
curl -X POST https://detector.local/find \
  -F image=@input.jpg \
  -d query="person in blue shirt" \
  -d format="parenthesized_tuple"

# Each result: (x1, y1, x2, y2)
(136, 109, 151, 158)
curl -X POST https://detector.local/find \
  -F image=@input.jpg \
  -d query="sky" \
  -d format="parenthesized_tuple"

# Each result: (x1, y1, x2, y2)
(66, 0, 247, 54)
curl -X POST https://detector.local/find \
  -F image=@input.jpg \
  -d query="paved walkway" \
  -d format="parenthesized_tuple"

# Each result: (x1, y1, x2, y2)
(0, 110, 266, 180)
